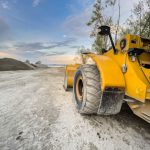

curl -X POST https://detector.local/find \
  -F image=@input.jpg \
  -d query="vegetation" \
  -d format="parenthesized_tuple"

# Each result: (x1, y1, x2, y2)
(87, 0, 113, 53)
(123, 0, 150, 38)
(87, 0, 150, 54)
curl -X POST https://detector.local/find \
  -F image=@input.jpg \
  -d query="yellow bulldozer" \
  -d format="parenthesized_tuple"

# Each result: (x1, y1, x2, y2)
(64, 26, 150, 123)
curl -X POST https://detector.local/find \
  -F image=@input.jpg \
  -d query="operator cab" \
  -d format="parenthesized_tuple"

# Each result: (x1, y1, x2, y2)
(98, 26, 150, 57)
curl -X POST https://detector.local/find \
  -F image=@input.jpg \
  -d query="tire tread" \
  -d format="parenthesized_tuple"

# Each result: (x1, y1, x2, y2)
(79, 64, 101, 114)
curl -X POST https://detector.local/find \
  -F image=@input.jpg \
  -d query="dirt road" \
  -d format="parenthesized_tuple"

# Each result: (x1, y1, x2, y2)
(0, 68, 149, 150)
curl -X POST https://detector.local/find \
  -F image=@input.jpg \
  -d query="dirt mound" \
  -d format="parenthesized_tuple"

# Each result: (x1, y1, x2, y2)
(0, 58, 35, 71)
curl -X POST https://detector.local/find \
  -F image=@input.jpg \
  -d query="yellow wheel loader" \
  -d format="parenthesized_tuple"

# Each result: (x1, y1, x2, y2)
(64, 26, 150, 123)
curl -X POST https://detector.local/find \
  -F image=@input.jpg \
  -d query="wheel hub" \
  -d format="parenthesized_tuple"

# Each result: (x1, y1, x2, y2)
(76, 75, 83, 102)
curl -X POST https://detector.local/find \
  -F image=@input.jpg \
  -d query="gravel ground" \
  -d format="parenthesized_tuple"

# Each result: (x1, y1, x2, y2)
(0, 68, 149, 150)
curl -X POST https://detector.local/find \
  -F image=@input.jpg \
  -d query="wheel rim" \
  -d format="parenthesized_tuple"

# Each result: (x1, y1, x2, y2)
(76, 75, 83, 102)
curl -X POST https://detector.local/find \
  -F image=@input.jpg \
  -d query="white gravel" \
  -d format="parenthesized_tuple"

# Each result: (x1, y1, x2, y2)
(0, 68, 149, 150)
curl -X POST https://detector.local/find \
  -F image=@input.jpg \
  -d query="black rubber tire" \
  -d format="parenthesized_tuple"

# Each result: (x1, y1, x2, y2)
(73, 64, 102, 114)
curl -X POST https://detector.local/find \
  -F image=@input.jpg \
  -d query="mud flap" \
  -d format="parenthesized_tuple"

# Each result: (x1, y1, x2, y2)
(97, 90, 124, 115)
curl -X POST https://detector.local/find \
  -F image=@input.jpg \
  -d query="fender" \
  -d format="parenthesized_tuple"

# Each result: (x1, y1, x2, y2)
(65, 64, 80, 87)
(86, 53, 125, 90)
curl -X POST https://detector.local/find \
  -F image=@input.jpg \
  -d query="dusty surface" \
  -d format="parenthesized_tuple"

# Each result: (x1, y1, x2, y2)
(0, 68, 149, 150)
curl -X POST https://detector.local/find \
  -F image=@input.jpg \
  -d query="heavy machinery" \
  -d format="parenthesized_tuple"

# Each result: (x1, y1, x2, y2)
(64, 26, 150, 123)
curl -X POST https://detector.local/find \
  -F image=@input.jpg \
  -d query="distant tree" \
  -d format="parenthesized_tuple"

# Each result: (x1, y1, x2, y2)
(77, 46, 89, 64)
(87, 0, 110, 54)
(123, 0, 150, 38)
(35, 61, 41, 65)
(87, 0, 122, 54)
(87, 0, 150, 54)
(25, 59, 30, 64)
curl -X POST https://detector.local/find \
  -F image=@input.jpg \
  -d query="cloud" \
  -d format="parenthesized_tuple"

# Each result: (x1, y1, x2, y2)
(63, 3, 93, 37)
(45, 51, 66, 56)
(70, 46, 81, 49)
(0, 0, 9, 9)
(64, 0, 142, 38)
(41, 54, 77, 64)
(63, 34, 67, 38)
(77, 0, 94, 8)
(50, 38, 76, 47)
(0, 37, 77, 62)
(14, 38, 76, 52)
(32, 0, 41, 7)
(0, 51, 17, 58)
(14, 42, 47, 51)
(0, 18, 12, 43)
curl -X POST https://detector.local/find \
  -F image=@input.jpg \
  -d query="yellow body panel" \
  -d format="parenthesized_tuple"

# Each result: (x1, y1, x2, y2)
(103, 34, 150, 102)
(124, 58, 150, 102)
(64, 34, 150, 122)
(86, 54, 125, 90)
(65, 64, 80, 87)
(65, 34, 150, 102)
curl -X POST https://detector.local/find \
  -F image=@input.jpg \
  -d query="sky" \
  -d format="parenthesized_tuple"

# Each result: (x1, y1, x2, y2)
(0, 0, 140, 64)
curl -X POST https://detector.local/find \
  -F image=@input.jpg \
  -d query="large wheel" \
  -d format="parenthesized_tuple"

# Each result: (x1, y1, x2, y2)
(73, 64, 124, 115)
(73, 64, 102, 114)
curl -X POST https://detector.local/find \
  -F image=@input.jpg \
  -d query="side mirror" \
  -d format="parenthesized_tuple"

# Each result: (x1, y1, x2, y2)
(98, 26, 110, 36)
(98, 25, 117, 54)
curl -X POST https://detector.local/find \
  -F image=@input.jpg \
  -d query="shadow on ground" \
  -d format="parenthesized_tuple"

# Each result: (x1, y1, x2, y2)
(67, 89, 150, 136)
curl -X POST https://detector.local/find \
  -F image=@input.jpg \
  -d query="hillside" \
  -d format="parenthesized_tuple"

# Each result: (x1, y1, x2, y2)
(0, 58, 35, 71)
